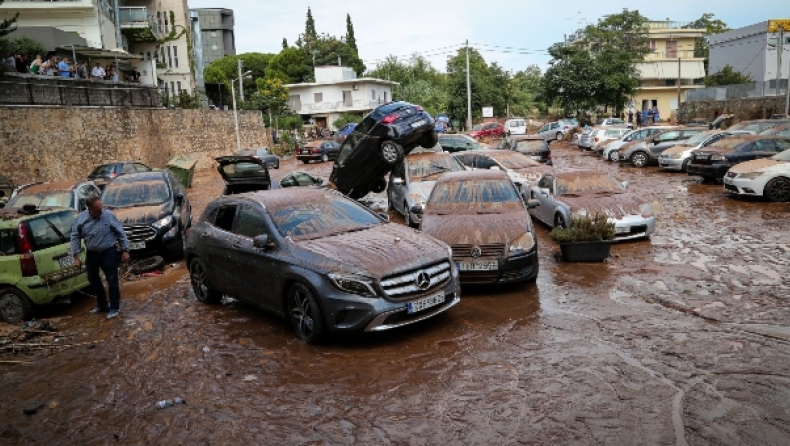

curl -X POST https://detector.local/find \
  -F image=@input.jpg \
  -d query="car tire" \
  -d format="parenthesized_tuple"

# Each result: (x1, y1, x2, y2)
(301, 160, 309, 164)
(189, 257, 221, 304)
(0, 287, 34, 323)
(287, 282, 327, 344)
(275, 161, 280, 169)
(404, 201, 415, 228)
(321, 154, 328, 163)
(554, 213, 567, 229)
(371, 177, 387, 193)
(609, 150, 619, 162)
(419, 131, 439, 149)
(631, 151, 648, 167)
(764, 177, 790, 202)
(381, 141, 404, 165)
(556, 132, 563, 141)
(681, 159, 691, 173)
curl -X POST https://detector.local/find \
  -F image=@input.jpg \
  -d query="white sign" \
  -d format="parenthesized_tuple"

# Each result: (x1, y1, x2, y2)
(669, 99, 679, 110)
(482, 106, 494, 118)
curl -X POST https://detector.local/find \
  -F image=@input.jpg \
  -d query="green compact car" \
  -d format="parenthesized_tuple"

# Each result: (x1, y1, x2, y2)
(0, 205, 89, 322)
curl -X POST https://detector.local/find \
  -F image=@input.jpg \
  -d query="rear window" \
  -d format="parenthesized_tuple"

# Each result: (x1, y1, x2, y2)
(220, 162, 268, 179)
(489, 152, 539, 169)
(102, 180, 170, 208)
(26, 210, 75, 251)
(515, 140, 546, 152)
(9, 191, 72, 209)
(0, 229, 17, 255)
(407, 155, 465, 181)
(91, 164, 116, 176)
(270, 195, 381, 241)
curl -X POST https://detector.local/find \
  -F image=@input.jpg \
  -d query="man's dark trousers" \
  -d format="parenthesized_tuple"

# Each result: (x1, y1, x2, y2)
(86, 247, 121, 311)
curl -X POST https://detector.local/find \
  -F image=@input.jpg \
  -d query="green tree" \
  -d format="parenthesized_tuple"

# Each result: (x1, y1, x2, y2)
(267, 47, 308, 83)
(345, 14, 358, 53)
(296, 33, 365, 79)
(333, 113, 363, 129)
(683, 13, 730, 72)
(4, 36, 46, 60)
(253, 76, 289, 124)
(704, 65, 752, 86)
(445, 47, 510, 127)
(508, 65, 542, 117)
(172, 91, 202, 109)
(305, 7, 317, 41)
(368, 55, 448, 115)
(539, 43, 600, 115)
(0, 0, 20, 70)
(203, 52, 275, 104)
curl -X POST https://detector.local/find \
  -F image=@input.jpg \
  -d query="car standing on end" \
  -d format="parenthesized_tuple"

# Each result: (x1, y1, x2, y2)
(724, 147, 790, 202)
(415, 170, 540, 284)
(687, 136, 790, 182)
(329, 101, 437, 200)
(186, 188, 460, 344)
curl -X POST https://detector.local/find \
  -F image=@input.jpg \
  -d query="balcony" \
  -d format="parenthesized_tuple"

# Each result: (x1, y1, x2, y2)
(290, 99, 385, 115)
(119, 7, 157, 42)
(645, 50, 699, 60)
(0, 0, 94, 10)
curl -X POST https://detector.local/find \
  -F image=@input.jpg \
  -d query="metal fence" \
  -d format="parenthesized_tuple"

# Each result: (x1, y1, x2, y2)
(687, 80, 788, 102)
(0, 75, 161, 108)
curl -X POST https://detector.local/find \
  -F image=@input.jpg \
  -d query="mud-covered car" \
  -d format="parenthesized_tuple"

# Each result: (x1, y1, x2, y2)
(527, 170, 656, 241)
(102, 170, 192, 259)
(438, 134, 486, 153)
(759, 125, 790, 137)
(388, 151, 466, 227)
(0, 206, 89, 322)
(497, 135, 552, 164)
(0, 173, 14, 208)
(415, 170, 540, 284)
(216, 156, 273, 195)
(724, 149, 790, 201)
(6, 180, 101, 212)
(279, 171, 323, 188)
(454, 150, 553, 194)
(658, 130, 749, 173)
(727, 119, 790, 134)
(687, 136, 790, 182)
(601, 126, 676, 161)
(185, 188, 460, 344)
(87, 161, 152, 190)
(329, 101, 437, 200)
(235, 148, 280, 169)
(619, 127, 704, 167)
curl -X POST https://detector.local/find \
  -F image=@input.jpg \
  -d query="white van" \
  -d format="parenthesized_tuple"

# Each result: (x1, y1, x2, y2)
(504, 118, 527, 136)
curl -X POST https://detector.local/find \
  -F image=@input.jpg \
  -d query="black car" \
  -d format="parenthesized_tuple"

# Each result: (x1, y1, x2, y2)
(87, 161, 152, 189)
(101, 170, 192, 258)
(438, 134, 485, 153)
(185, 187, 460, 344)
(497, 135, 552, 164)
(279, 171, 323, 188)
(297, 140, 341, 163)
(235, 148, 280, 169)
(216, 156, 273, 195)
(687, 136, 790, 181)
(329, 101, 437, 199)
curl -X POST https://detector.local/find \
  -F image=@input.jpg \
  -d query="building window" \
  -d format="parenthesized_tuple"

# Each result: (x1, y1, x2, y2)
(170, 81, 175, 96)
(164, 13, 169, 33)
(342, 90, 352, 106)
(371, 89, 376, 100)
(177, 81, 181, 93)
(666, 40, 678, 58)
(146, 51, 151, 60)
(154, 50, 158, 62)
(167, 46, 172, 68)
(384, 91, 387, 102)
(288, 94, 301, 111)
(157, 12, 162, 34)
(314, 92, 323, 102)
(648, 40, 657, 52)
(173, 46, 178, 68)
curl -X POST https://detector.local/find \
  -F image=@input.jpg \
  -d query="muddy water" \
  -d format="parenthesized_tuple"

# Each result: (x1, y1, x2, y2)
(2, 145, 790, 444)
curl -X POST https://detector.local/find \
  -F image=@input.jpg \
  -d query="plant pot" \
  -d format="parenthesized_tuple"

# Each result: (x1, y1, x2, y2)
(559, 240, 612, 262)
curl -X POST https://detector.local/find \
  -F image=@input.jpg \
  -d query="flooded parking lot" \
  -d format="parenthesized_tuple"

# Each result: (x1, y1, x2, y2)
(1, 142, 789, 445)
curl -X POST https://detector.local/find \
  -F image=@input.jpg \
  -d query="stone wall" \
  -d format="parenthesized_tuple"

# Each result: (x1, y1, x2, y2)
(679, 96, 787, 123)
(0, 107, 269, 184)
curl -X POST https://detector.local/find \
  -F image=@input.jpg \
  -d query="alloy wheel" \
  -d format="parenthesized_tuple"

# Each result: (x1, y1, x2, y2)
(609, 151, 619, 162)
(381, 142, 399, 164)
(0, 292, 23, 322)
(631, 152, 647, 167)
(190, 261, 209, 302)
(290, 289, 315, 339)
(765, 178, 790, 202)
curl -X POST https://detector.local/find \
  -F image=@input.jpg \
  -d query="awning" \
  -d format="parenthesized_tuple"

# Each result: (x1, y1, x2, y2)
(637, 60, 705, 80)
(9, 27, 87, 52)
(55, 46, 144, 60)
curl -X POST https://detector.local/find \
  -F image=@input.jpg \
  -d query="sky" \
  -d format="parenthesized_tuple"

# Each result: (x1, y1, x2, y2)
(188, 0, 786, 74)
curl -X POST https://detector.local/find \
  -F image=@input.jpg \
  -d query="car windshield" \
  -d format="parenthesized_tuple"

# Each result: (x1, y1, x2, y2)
(102, 180, 170, 208)
(91, 165, 115, 176)
(709, 139, 750, 150)
(684, 133, 712, 146)
(408, 156, 465, 181)
(728, 123, 761, 133)
(221, 162, 267, 178)
(772, 150, 790, 161)
(490, 152, 538, 169)
(514, 140, 545, 152)
(270, 195, 381, 241)
(428, 179, 522, 214)
(8, 191, 72, 208)
(556, 173, 622, 195)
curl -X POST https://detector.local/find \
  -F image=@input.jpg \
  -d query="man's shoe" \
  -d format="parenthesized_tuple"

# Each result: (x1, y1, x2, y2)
(106, 310, 120, 320)
(90, 307, 108, 314)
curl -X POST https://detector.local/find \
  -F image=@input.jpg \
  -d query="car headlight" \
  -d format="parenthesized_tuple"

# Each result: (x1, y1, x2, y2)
(509, 232, 536, 256)
(669, 153, 683, 159)
(446, 245, 459, 277)
(710, 154, 725, 161)
(639, 203, 654, 218)
(737, 172, 763, 180)
(327, 273, 377, 297)
(152, 215, 173, 229)
(409, 193, 426, 208)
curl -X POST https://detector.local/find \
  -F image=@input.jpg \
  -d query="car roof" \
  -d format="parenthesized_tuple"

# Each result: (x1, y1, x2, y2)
(405, 151, 455, 160)
(228, 187, 339, 210)
(0, 206, 72, 222)
(509, 135, 545, 141)
(433, 169, 510, 184)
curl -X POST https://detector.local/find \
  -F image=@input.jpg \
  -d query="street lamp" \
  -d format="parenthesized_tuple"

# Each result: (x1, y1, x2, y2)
(231, 70, 253, 153)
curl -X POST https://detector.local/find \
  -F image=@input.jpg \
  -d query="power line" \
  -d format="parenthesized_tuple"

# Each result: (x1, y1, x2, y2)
(471, 42, 549, 54)
(739, 32, 776, 75)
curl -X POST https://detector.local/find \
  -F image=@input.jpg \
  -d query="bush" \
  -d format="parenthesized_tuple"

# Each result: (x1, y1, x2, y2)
(333, 112, 362, 129)
(549, 213, 615, 243)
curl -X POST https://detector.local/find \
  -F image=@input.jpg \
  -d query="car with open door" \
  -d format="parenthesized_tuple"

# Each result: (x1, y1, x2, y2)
(216, 156, 273, 196)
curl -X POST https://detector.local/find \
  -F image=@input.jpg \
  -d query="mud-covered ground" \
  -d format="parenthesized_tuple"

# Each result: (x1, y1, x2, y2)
(2, 142, 790, 445)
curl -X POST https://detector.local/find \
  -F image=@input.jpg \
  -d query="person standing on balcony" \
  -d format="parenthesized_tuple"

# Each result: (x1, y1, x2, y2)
(91, 63, 106, 81)
(58, 57, 71, 78)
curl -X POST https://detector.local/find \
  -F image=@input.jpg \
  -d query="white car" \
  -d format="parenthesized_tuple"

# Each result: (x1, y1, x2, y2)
(504, 118, 527, 136)
(590, 128, 631, 153)
(658, 130, 751, 172)
(601, 126, 676, 161)
(454, 150, 553, 193)
(724, 149, 790, 202)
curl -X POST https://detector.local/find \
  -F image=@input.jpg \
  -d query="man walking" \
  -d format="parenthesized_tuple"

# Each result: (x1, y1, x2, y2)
(70, 195, 130, 319)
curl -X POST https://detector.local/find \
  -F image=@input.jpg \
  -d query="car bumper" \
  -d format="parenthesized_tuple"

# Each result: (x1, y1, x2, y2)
(723, 176, 766, 196)
(127, 229, 183, 258)
(296, 154, 321, 161)
(455, 250, 539, 285)
(687, 163, 730, 179)
(612, 215, 655, 241)
(20, 266, 90, 305)
(578, 141, 592, 148)
(658, 157, 686, 171)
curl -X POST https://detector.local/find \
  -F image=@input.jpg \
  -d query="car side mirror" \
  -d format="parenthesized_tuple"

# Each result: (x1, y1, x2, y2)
(253, 234, 273, 250)
(540, 188, 550, 197)
(621, 181, 629, 189)
(377, 213, 390, 221)
(526, 199, 540, 209)
(392, 177, 404, 185)
(410, 205, 423, 215)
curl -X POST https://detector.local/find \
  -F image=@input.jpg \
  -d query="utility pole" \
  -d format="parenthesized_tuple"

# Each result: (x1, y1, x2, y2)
(777, 27, 783, 98)
(465, 39, 472, 131)
(768, 20, 790, 114)
(677, 57, 682, 113)
(237, 58, 245, 102)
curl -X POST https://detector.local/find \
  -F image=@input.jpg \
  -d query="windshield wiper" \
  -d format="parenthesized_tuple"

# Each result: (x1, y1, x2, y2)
(42, 217, 67, 242)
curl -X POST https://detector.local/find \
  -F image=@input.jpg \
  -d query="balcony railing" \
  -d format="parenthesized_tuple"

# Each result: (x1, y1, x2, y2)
(646, 21, 693, 30)
(293, 100, 385, 114)
(646, 50, 698, 59)
(119, 7, 157, 43)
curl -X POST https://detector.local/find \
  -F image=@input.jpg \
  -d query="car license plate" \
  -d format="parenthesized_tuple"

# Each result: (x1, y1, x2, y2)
(530, 155, 543, 161)
(615, 226, 630, 234)
(410, 120, 425, 128)
(129, 242, 145, 250)
(58, 256, 74, 269)
(407, 292, 445, 314)
(457, 260, 498, 271)
(696, 155, 707, 159)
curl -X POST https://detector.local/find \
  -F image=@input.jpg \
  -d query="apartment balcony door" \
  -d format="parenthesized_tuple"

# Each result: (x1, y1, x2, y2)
(342, 90, 352, 107)
(666, 41, 678, 59)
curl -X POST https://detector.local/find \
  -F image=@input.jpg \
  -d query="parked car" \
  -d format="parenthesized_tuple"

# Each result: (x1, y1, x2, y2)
(5, 181, 101, 212)
(601, 126, 676, 161)
(439, 134, 487, 153)
(687, 136, 790, 182)
(235, 148, 280, 169)
(594, 117, 627, 127)
(0, 206, 89, 322)
(727, 119, 790, 134)
(527, 170, 655, 241)
(335, 123, 357, 143)
(504, 118, 527, 136)
(497, 135, 552, 164)
(468, 122, 504, 139)
(770, 114, 789, 120)
(559, 118, 579, 131)
(279, 171, 323, 188)
(297, 140, 341, 163)
(216, 156, 273, 195)
(686, 118, 709, 127)
(329, 101, 437, 200)
(619, 127, 705, 167)
(590, 128, 631, 153)
(454, 150, 552, 193)
(415, 170, 540, 284)
(534, 121, 570, 142)
(87, 161, 152, 190)
(101, 169, 192, 258)
(185, 188, 460, 343)
(759, 125, 790, 137)
(388, 152, 466, 227)
(0, 173, 14, 208)
(724, 148, 790, 201)
(658, 130, 750, 172)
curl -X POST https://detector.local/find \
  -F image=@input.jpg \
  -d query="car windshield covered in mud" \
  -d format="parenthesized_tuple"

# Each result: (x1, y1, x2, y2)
(454, 150, 552, 193)
(6, 181, 101, 212)
(185, 188, 460, 344)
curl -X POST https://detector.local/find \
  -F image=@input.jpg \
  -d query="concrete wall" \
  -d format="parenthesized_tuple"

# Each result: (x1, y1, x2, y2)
(0, 107, 268, 184)
(679, 96, 787, 123)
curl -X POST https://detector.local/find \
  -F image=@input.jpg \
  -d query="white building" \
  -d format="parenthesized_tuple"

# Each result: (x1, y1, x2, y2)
(709, 21, 790, 92)
(284, 66, 397, 130)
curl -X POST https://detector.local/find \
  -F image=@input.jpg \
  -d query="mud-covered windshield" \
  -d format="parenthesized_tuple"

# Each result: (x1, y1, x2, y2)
(428, 179, 522, 214)
(8, 191, 72, 209)
(490, 152, 539, 169)
(220, 162, 268, 179)
(684, 133, 712, 146)
(514, 140, 546, 153)
(103, 181, 170, 208)
(556, 174, 622, 195)
(270, 196, 381, 241)
(407, 156, 465, 182)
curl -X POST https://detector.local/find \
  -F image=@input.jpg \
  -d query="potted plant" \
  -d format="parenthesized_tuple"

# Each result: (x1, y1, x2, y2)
(550, 213, 616, 262)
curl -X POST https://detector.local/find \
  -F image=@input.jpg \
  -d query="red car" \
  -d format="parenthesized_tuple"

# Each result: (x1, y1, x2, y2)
(468, 122, 504, 139)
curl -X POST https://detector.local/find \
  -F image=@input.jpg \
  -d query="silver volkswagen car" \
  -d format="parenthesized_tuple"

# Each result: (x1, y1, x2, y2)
(387, 152, 466, 227)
